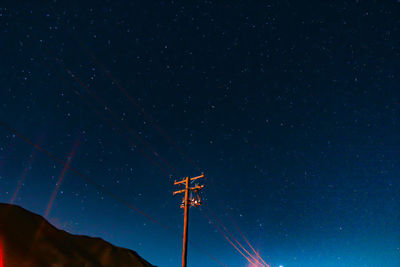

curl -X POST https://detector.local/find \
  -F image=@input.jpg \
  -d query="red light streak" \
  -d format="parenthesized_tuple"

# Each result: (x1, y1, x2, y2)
(10, 134, 44, 204)
(205, 206, 266, 266)
(0, 236, 4, 267)
(44, 138, 80, 219)
(201, 208, 257, 266)
(230, 214, 270, 267)
(208, 178, 270, 267)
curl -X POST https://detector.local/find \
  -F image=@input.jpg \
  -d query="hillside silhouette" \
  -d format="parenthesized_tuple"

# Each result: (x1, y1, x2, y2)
(0, 203, 155, 267)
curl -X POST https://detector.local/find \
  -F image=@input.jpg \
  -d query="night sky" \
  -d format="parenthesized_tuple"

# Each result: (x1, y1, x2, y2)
(1, 1, 399, 267)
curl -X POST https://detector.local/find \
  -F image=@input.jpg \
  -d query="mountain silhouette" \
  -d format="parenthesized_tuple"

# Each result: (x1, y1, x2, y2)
(0, 203, 155, 267)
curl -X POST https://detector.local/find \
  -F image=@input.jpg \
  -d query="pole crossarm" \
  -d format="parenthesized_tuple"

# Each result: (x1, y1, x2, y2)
(188, 174, 205, 182)
(173, 189, 186, 195)
(174, 173, 205, 185)
(189, 184, 205, 191)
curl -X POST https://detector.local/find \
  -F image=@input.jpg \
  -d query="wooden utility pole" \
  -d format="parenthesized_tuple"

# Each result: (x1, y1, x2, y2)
(173, 173, 205, 267)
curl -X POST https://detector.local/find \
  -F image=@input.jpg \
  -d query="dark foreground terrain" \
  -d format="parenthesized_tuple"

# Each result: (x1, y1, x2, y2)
(0, 203, 155, 267)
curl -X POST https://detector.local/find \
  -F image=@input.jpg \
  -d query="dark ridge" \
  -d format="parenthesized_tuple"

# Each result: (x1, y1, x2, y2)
(0, 203, 156, 267)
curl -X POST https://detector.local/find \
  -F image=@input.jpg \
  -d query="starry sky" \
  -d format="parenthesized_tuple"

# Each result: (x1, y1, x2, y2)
(0, 1, 399, 267)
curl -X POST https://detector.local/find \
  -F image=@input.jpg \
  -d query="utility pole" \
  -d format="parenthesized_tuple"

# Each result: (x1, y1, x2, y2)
(173, 173, 205, 267)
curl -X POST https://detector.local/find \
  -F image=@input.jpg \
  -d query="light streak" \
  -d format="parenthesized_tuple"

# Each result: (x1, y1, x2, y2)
(201, 208, 257, 266)
(209, 177, 270, 267)
(0, 236, 3, 267)
(44, 138, 80, 218)
(10, 133, 44, 204)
